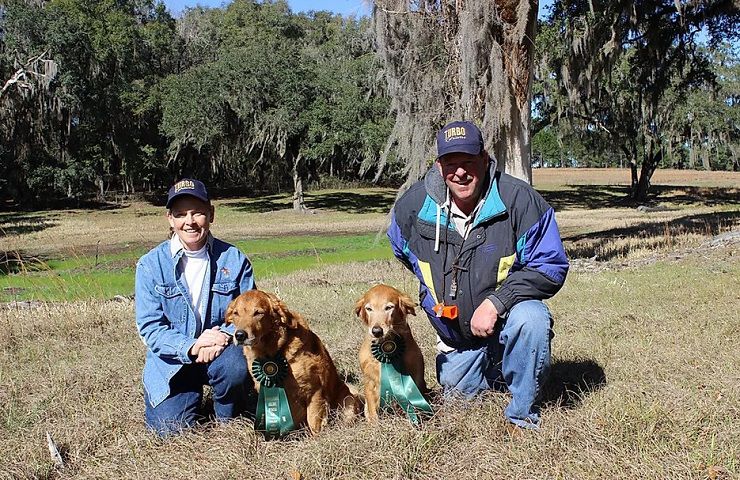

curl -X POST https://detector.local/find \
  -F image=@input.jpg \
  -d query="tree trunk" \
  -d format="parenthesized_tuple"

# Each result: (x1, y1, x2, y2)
(292, 153, 307, 212)
(96, 176, 105, 202)
(701, 142, 711, 171)
(633, 145, 662, 202)
(621, 144, 638, 197)
(373, 0, 539, 188)
(493, 95, 533, 182)
(688, 125, 696, 169)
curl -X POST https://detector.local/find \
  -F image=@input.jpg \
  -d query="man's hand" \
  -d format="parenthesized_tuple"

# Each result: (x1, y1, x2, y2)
(189, 326, 230, 357)
(470, 298, 498, 337)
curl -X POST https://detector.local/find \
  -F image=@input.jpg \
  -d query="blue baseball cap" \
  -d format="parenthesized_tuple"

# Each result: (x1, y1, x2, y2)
(166, 178, 210, 208)
(436, 120, 484, 158)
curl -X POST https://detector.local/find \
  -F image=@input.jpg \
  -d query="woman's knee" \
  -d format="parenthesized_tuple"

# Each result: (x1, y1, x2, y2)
(144, 390, 200, 436)
(210, 345, 249, 390)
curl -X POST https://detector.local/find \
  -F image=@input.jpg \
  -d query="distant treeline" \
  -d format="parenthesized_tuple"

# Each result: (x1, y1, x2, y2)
(1, 0, 393, 207)
(1, 0, 737, 207)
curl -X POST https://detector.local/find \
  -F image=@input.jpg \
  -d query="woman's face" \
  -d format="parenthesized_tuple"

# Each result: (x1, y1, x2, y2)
(167, 196, 215, 251)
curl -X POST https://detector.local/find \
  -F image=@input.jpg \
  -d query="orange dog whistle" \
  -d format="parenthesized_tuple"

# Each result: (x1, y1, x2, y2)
(433, 303, 458, 320)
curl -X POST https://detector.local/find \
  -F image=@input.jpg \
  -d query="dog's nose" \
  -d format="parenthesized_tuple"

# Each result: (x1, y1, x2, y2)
(234, 330, 247, 343)
(371, 326, 384, 338)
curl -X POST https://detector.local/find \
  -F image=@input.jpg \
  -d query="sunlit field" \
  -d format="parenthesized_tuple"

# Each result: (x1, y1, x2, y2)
(1, 168, 738, 479)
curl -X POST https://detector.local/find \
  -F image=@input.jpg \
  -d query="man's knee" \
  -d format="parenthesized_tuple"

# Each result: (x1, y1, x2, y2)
(501, 300, 552, 344)
(435, 347, 492, 397)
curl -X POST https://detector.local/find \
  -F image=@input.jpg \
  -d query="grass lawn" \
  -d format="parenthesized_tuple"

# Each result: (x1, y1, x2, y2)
(0, 169, 738, 479)
(1, 246, 737, 479)
(0, 234, 393, 302)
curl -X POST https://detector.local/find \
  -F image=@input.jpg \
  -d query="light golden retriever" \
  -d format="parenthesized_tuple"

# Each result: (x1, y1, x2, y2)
(226, 289, 360, 435)
(355, 284, 428, 422)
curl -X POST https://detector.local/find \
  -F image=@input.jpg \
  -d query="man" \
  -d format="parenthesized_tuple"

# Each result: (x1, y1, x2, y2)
(135, 179, 256, 435)
(387, 121, 569, 430)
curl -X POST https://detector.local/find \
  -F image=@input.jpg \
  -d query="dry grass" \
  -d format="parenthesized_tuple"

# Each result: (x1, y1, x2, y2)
(2, 245, 739, 479)
(533, 168, 740, 188)
(0, 190, 390, 257)
(1, 170, 739, 479)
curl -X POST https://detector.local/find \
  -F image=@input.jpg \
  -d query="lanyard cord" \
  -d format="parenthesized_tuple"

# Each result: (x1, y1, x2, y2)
(440, 210, 473, 300)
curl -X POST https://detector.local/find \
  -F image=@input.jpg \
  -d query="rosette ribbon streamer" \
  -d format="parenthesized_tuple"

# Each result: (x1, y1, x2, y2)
(252, 354, 294, 438)
(371, 335, 432, 424)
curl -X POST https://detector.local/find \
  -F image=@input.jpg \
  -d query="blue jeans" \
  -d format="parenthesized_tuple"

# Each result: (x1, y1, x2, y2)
(436, 300, 553, 428)
(144, 344, 253, 436)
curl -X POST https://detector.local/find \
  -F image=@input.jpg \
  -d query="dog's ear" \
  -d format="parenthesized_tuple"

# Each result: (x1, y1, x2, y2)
(354, 295, 368, 324)
(266, 292, 299, 330)
(224, 299, 237, 325)
(398, 293, 417, 317)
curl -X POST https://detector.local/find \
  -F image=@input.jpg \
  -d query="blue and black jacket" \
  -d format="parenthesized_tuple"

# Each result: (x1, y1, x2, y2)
(387, 159, 569, 350)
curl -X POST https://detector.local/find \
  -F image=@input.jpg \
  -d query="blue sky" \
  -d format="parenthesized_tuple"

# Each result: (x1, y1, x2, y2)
(163, 0, 553, 19)
(163, 0, 371, 17)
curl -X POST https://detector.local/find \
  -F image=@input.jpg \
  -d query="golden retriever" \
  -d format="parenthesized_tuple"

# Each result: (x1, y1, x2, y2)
(355, 284, 428, 422)
(226, 289, 360, 435)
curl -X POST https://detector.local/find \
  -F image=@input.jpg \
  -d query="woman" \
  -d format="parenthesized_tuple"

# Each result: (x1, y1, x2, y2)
(135, 178, 255, 435)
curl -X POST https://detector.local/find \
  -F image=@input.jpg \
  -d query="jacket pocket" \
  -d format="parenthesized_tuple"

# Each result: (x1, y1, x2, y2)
(212, 281, 238, 295)
(154, 284, 182, 298)
(154, 283, 186, 324)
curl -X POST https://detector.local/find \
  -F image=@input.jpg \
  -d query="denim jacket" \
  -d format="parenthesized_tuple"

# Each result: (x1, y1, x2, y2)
(135, 234, 255, 407)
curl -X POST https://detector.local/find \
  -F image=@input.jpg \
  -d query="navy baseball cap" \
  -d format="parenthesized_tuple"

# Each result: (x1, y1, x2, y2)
(436, 120, 484, 158)
(166, 178, 210, 208)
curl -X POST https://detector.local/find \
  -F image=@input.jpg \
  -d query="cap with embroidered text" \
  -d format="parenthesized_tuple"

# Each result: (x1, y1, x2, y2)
(436, 121, 484, 158)
(166, 178, 210, 208)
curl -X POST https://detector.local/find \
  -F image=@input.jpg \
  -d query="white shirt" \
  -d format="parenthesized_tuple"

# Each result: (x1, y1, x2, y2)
(448, 196, 484, 239)
(170, 235, 210, 324)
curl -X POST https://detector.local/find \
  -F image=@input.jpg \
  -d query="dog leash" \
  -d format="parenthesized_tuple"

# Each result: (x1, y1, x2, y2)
(251, 354, 295, 438)
(371, 335, 432, 424)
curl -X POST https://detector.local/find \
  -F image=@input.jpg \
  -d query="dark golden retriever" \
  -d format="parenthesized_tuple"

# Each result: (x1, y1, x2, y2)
(355, 284, 428, 422)
(226, 289, 360, 434)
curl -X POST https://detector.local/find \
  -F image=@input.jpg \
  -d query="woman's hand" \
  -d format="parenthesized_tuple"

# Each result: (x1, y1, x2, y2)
(189, 326, 230, 357)
(195, 344, 225, 363)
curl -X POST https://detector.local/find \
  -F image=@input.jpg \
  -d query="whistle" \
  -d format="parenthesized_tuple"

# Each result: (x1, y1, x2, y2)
(433, 303, 459, 320)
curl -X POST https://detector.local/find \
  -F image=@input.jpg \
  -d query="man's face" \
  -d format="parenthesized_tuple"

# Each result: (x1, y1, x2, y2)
(436, 152, 488, 210)
(167, 196, 214, 251)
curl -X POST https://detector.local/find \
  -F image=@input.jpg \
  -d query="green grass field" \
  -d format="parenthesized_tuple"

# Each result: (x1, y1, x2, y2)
(0, 234, 393, 302)
(1, 170, 739, 479)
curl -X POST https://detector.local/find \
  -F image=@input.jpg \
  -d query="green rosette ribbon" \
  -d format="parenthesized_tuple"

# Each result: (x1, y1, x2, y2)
(252, 354, 295, 438)
(371, 335, 432, 424)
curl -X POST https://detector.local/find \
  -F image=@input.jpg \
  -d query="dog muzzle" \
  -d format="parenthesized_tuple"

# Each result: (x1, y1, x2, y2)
(234, 329, 257, 346)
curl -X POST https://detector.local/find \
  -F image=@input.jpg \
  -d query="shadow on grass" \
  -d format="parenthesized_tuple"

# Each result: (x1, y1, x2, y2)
(565, 210, 740, 260)
(303, 191, 396, 214)
(540, 185, 632, 210)
(541, 358, 607, 409)
(0, 211, 59, 237)
(339, 370, 361, 386)
(221, 193, 293, 213)
(0, 250, 48, 275)
(224, 190, 397, 215)
(541, 184, 739, 211)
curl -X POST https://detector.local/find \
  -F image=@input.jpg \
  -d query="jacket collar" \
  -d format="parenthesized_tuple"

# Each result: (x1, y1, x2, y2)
(169, 232, 214, 258)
